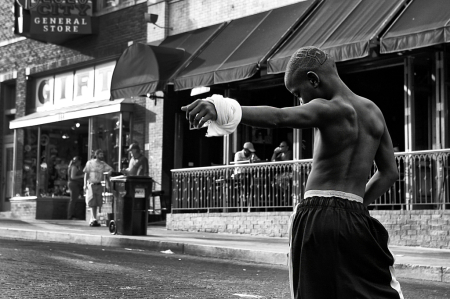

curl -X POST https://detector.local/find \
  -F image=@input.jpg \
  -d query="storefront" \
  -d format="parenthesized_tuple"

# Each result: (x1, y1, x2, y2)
(163, 0, 450, 242)
(9, 60, 135, 219)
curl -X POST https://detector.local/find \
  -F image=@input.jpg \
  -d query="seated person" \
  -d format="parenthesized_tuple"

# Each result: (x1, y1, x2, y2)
(234, 142, 260, 163)
(271, 141, 293, 162)
(233, 142, 260, 178)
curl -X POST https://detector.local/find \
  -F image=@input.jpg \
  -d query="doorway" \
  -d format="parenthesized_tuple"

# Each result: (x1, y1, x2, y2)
(341, 65, 405, 151)
(1, 143, 14, 211)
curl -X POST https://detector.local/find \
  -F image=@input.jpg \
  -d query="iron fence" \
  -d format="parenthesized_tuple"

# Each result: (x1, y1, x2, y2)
(171, 149, 450, 213)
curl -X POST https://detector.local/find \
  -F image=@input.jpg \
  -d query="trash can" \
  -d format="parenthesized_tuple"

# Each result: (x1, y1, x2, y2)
(109, 175, 153, 235)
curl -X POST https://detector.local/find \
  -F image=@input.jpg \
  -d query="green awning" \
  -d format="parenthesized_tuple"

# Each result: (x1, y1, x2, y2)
(173, 0, 319, 90)
(110, 24, 224, 99)
(380, 0, 450, 53)
(110, 44, 185, 99)
(267, 0, 405, 74)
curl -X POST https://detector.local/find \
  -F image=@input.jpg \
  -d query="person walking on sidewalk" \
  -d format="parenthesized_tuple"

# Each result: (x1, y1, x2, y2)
(181, 46, 403, 299)
(83, 149, 113, 227)
(67, 156, 84, 220)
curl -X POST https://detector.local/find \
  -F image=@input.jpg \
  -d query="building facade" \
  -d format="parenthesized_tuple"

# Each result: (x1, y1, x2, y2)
(2, 0, 450, 247)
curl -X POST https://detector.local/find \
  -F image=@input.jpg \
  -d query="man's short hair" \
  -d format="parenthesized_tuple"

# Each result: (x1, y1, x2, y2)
(285, 46, 328, 74)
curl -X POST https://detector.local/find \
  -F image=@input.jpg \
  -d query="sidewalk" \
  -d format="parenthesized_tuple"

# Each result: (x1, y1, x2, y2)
(0, 216, 449, 283)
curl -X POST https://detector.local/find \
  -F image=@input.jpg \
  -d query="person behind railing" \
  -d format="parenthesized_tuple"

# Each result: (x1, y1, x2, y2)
(181, 46, 402, 298)
(232, 142, 260, 211)
(271, 141, 294, 198)
(83, 149, 113, 227)
(234, 141, 260, 164)
(121, 143, 149, 176)
(271, 141, 293, 162)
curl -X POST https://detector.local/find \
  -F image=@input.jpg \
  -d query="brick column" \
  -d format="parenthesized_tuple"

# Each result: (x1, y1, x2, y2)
(13, 69, 27, 196)
(147, 97, 163, 187)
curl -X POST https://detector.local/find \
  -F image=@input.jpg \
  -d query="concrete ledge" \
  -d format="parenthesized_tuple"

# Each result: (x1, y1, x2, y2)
(0, 228, 37, 240)
(36, 231, 102, 245)
(394, 264, 448, 282)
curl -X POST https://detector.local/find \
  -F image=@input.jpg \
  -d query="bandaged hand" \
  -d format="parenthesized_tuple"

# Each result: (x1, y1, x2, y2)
(181, 94, 242, 137)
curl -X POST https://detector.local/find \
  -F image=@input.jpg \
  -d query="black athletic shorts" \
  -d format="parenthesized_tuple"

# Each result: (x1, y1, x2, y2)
(288, 193, 404, 299)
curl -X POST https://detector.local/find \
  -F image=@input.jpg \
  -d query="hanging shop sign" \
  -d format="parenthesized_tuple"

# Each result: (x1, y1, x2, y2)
(14, 0, 94, 44)
(34, 61, 115, 110)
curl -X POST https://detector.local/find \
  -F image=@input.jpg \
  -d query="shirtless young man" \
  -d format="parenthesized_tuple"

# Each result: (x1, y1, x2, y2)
(181, 46, 403, 298)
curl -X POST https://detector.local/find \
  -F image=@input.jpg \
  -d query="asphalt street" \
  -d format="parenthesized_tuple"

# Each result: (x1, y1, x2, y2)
(1, 239, 450, 299)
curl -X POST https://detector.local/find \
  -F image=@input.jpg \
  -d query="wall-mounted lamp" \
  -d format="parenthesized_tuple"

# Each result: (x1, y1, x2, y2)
(146, 91, 164, 106)
(144, 13, 173, 30)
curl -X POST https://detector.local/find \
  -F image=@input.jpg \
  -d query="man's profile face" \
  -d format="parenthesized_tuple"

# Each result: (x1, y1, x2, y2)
(130, 149, 138, 158)
(279, 142, 288, 153)
(286, 77, 315, 104)
(97, 152, 104, 161)
(243, 148, 251, 157)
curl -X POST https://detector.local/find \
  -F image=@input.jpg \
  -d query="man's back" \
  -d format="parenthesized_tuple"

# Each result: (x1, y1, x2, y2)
(306, 95, 386, 198)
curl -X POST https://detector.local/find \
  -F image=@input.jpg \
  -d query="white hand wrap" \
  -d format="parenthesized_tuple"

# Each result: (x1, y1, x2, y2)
(203, 94, 242, 137)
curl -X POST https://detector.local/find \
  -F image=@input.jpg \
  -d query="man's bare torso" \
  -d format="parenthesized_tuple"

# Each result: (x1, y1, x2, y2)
(305, 95, 385, 198)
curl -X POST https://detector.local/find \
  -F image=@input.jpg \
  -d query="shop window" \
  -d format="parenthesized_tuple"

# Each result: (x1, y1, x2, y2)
(22, 128, 38, 196)
(91, 112, 131, 172)
(39, 119, 89, 197)
(4, 115, 15, 136)
(2, 82, 16, 110)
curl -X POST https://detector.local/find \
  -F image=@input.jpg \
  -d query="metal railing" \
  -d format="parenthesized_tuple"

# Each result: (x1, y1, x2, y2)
(171, 149, 450, 213)
(374, 149, 450, 210)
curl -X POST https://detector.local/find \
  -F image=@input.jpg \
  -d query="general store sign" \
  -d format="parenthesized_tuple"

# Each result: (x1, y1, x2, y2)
(15, 0, 93, 42)
(30, 0, 92, 34)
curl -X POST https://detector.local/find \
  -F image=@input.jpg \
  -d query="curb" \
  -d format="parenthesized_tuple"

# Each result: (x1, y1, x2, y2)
(394, 264, 450, 283)
(0, 227, 447, 282)
(0, 227, 288, 266)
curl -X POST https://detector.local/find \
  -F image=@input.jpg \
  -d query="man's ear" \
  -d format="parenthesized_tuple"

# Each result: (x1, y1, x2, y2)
(306, 71, 320, 88)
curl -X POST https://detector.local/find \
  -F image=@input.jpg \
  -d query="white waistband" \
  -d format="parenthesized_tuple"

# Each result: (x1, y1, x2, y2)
(304, 190, 364, 204)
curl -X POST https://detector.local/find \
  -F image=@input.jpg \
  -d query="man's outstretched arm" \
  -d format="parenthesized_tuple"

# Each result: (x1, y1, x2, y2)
(364, 124, 398, 206)
(181, 98, 332, 130)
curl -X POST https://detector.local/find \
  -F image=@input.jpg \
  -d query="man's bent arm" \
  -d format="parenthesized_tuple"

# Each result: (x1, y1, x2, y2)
(364, 125, 398, 206)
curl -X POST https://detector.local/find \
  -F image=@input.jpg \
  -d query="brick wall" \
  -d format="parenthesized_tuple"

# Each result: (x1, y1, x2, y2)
(10, 198, 37, 219)
(167, 211, 292, 237)
(167, 210, 450, 248)
(0, 1, 149, 197)
(167, 0, 302, 35)
(371, 210, 450, 248)
(146, 96, 165, 187)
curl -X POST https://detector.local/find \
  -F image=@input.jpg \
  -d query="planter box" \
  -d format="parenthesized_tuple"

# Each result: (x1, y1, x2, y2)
(36, 197, 85, 220)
